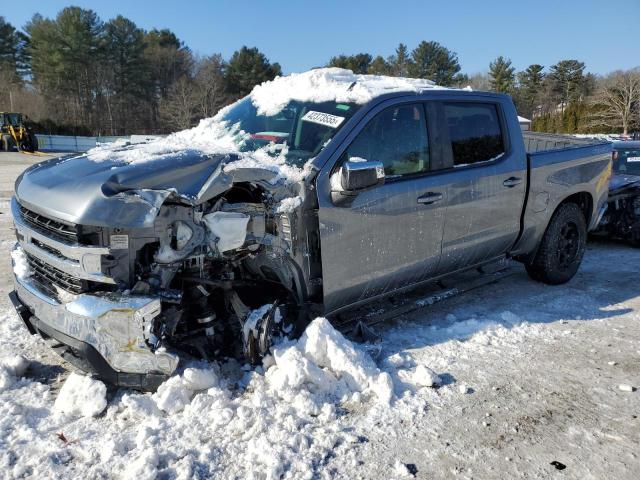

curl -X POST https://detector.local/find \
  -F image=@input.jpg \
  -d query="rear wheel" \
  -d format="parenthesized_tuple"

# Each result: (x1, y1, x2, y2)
(525, 202, 587, 285)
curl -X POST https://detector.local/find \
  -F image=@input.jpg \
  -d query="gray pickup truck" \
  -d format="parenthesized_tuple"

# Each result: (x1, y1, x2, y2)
(8, 70, 612, 389)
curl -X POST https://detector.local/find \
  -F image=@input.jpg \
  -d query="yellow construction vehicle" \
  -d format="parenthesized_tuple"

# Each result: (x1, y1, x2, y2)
(1, 112, 39, 152)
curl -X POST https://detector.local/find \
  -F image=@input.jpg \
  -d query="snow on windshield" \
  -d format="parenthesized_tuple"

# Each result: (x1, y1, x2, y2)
(83, 68, 446, 183)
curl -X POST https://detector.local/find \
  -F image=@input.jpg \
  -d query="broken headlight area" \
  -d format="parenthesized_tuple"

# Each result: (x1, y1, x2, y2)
(126, 186, 307, 368)
(595, 187, 640, 246)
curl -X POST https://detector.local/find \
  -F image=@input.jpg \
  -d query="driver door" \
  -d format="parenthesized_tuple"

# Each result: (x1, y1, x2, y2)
(316, 101, 447, 313)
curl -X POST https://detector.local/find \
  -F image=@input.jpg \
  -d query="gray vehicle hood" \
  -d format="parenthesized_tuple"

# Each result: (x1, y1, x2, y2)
(610, 172, 640, 193)
(15, 150, 283, 228)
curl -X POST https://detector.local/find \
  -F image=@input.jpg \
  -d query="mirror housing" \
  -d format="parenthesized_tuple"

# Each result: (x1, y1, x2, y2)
(341, 160, 385, 191)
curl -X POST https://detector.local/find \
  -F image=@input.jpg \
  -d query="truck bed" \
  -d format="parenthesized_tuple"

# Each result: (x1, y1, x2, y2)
(512, 132, 612, 260)
(523, 132, 607, 153)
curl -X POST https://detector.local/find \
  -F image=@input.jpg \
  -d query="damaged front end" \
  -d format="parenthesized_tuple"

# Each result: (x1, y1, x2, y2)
(10, 156, 317, 390)
(594, 175, 640, 246)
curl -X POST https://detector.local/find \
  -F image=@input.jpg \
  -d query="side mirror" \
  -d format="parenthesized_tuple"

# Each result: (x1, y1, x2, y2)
(341, 160, 385, 191)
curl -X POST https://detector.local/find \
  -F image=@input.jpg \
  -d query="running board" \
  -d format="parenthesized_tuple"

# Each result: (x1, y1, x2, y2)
(333, 259, 519, 341)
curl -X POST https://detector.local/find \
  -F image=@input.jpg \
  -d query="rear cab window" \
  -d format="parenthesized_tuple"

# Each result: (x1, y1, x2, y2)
(441, 102, 506, 167)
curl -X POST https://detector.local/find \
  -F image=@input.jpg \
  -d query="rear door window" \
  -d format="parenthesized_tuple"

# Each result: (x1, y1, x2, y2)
(342, 103, 429, 178)
(442, 103, 505, 167)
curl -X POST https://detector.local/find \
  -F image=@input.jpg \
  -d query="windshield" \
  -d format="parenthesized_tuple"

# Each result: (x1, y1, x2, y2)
(613, 148, 640, 176)
(2, 113, 22, 126)
(219, 98, 358, 167)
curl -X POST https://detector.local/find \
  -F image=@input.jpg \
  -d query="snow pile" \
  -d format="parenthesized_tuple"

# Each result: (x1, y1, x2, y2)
(152, 367, 218, 414)
(86, 119, 238, 164)
(268, 318, 395, 405)
(53, 372, 107, 418)
(250, 67, 444, 116)
(221, 143, 311, 184)
(82, 68, 446, 179)
(0, 354, 28, 391)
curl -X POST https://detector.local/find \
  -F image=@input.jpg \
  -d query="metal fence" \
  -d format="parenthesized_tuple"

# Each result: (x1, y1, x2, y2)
(36, 134, 162, 152)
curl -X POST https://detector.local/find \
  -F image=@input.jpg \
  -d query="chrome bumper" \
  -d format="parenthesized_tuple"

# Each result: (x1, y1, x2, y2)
(11, 246, 178, 387)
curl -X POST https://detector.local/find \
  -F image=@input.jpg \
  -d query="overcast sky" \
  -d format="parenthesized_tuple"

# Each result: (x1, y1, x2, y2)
(5, 0, 639, 75)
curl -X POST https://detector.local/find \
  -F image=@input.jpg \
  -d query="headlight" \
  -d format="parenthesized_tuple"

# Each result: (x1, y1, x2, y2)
(174, 221, 193, 250)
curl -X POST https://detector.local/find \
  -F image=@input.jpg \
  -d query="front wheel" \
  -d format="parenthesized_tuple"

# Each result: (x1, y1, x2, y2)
(1, 134, 13, 151)
(525, 202, 587, 285)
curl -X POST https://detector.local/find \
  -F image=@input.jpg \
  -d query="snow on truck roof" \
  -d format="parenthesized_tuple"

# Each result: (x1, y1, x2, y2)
(248, 67, 448, 116)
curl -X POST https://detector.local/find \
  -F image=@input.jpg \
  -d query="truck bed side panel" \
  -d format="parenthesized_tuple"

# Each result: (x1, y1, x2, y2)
(511, 141, 612, 259)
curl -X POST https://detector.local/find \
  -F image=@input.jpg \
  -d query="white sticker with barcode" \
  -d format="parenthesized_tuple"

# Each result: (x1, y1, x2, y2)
(110, 234, 129, 249)
(301, 111, 345, 128)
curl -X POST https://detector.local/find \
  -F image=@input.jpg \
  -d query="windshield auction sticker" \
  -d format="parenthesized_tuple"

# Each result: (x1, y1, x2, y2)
(302, 111, 345, 128)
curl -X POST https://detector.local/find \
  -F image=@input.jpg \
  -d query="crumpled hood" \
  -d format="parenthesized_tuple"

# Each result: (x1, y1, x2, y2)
(610, 173, 640, 193)
(14, 150, 280, 228)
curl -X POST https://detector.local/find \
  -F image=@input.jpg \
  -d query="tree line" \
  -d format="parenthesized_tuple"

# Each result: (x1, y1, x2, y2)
(0, 8, 280, 135)
(1, 8, 638, 136)
(329, 46, 639, 135)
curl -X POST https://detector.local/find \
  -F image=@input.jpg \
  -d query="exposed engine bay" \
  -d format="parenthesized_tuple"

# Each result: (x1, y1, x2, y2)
(594, 178, 640, 246)
(120, 180, 314, 367)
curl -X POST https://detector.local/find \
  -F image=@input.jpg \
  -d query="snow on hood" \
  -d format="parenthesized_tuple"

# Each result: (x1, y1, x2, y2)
(249, 67, 446, 116)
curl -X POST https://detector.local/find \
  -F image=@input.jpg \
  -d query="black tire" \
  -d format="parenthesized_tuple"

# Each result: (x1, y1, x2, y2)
(525, 202, 587, 285)
(1, 134, 11, 151)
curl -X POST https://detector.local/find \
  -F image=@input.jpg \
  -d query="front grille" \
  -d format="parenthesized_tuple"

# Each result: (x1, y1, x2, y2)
(19, 204, 79, 243)
(25, 252, 89, 297)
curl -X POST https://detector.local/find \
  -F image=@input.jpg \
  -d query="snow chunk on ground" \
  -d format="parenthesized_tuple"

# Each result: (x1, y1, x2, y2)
(152, 376, 192, 414)
(0, 354, 29, 391)
(408, 365, 441, 388)
(182, 367, 218, 391)
(250, 67, 446, 116)
(267, 317, 395, 404)
(53, 372, 107, 418)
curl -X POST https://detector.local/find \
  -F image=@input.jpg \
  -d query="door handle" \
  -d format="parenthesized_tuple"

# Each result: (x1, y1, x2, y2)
(417, 192, 443, 205)
(503, 177, 523, 188)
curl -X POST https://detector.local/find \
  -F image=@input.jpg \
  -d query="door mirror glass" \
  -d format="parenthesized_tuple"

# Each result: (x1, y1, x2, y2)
(341, 160, 385, 191)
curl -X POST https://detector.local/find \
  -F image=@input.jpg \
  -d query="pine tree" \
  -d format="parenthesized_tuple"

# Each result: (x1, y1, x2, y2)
(327, 53, 372, 74)
(103, 16, 149, 134)
(26, 8, 106, 131)
(408, 41, 461, 86)
(548, 60, 586, 108)
(0, 16, 27, 82)
(488, 56, 515, 93)
(517, 64, 544, 117)
(368, 55, 390, 75)
(225, 46, 281, 99)
(390, 43, 411, 77)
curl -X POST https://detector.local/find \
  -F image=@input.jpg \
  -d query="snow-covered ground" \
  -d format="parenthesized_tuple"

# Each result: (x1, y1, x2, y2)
(0, 160, 639, 479)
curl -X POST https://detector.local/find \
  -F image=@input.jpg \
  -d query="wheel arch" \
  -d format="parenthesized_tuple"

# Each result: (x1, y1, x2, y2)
(514, 190, 593, 264)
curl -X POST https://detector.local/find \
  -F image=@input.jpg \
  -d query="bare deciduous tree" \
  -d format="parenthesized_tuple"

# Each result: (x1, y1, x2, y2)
(590, 69, 640, 135)
(159, 76, 198, 131)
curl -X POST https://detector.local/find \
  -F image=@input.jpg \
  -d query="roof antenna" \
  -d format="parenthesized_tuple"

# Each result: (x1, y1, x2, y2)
(347, 81, 356, 91)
